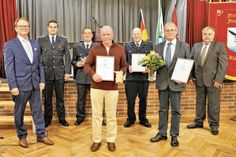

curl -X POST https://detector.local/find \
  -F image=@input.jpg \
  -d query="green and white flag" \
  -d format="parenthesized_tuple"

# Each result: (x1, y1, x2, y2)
(155, 0, 164, 44)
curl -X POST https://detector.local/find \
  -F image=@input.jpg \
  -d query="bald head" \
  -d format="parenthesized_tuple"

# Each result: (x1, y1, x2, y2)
(132, 27, 142, 42)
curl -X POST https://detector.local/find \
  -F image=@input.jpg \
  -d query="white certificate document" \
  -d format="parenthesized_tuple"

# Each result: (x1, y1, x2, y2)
(132, 54, 146, 72)
(171, 58, 194, 83)
(96, 56, 115, 81)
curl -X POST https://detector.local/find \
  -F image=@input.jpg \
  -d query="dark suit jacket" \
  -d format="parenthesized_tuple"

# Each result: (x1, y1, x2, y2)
(37, 35, 71, 80)
(71, 41, 96, 84)
(154, 40, 190, 92)
(191, 41, 228, 87)
(4, 37, 45, 91)
(125, 41, 153, 81)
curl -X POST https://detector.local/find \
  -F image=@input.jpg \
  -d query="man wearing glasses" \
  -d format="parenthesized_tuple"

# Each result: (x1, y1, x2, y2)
(4, 17, 54, 148)
(150, 22, 190, 147)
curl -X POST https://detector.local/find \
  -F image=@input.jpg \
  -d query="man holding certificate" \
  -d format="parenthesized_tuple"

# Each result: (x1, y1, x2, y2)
(84, 26, 127, 152)
(123, 28, 153, 128)
(187, 27, 228, 135)
(150, 22, 190, 147)
(71, 27, 96, 126)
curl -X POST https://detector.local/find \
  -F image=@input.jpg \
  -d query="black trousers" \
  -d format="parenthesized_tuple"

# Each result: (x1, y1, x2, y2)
(76, 84, 90, 121)
(125, 81, 149, 122)
(44, 79, 66, 123)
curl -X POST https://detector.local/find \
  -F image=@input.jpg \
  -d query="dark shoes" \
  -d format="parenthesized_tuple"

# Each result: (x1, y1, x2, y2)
(150, 133, 167, 142)
(211, 127, 219, 135)
(60, 120, 69, 127)
(74, 120, 84, 126)
(102, 119, 106, 126)
(150, 133, 179, 147)
(45, 121, 51, 128)
(124, 119, 152, 128)
(171, 136, 179, 147)
(37, 137, 54, 145)
(139, 121, 152, 128)
(91, 142, 102, 152)
(123, 120, 135, 128)
(19, 138, 28, 148)
(187, 123, 203, 129)
(107, 142, 116, 152)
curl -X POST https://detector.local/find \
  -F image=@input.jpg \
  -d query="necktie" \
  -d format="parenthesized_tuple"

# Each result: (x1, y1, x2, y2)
(25, 41, 33, 63)
(136, 42, 139, 47)
(51, 36, 55, 49)
(199, 44, 208, 66)
(86, 44, 89, 50)
(165, 43, 172, 67)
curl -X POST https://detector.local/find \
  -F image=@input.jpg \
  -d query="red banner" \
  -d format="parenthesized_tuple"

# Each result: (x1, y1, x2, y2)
(208, 2, 236, 80)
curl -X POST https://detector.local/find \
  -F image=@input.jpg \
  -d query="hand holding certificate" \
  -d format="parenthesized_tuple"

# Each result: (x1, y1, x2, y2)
(132, 54, 146, 72)
(96, 56, 115, 81)
(171, 58, 194, 83)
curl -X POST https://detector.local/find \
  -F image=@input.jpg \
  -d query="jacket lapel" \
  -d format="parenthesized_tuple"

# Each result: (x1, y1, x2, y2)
(46, 35, 52, 49)
(170, 41, 179, 68)
(159, 42, 165, 58)
(29, 39, 37, 64)
(15, 38, 31, 64)
(203, 41, 215, 64)
(130, 41, 137, 51)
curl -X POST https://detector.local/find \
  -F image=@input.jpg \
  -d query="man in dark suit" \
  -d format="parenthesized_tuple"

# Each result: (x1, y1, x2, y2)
(187, 26, 228, 135)
(124, 27, 153, 128)
(37, 20, 71, 127)
(150, 22, 190, 147)
(4, 17, 54, 148)
(71, 27, 96, 126)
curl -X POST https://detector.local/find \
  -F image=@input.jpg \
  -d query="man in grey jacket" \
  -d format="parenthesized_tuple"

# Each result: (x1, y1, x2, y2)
(150, 22, 190, 147)
(187, 26, 228, 135)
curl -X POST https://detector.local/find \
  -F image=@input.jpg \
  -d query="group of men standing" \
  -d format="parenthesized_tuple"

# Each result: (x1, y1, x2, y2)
(4, 17, 228, 151)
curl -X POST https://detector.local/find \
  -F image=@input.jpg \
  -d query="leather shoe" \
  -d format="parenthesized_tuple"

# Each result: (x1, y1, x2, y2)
(171, 136, 179, 147)
(74, 120, 83, 126)
(60, 120, 69, 127)
(45, 121, 51, 128)
(91, 142, 101, 152)
(37, 137, 54, 145)
(139, 121, 152, 128)
(187, 123, 203, 129)
(102, 119, 106, 126)
(150, 133, 167, 142)
(107, 142, 116, 152)
(19, 138, 28, 148)
(211, 128, 219, 135)
(123, 120, 135, 128)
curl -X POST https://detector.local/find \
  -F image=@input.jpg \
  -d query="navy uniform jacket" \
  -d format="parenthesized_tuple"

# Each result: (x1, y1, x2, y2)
(71, 41, 96, 84)
(125, 41, 153, 81)
(37, 35, 71, 80)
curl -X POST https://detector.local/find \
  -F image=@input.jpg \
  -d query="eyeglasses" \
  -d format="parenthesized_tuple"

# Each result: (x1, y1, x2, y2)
(164, 29, 176, 33)
(16, 25, 30, 28)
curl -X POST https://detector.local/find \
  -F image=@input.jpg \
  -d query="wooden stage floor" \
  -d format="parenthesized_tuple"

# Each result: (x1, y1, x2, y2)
(0, 116, 236, 157)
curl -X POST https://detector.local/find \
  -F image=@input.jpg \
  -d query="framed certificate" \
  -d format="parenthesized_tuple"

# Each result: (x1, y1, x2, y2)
(131, 54, 146, 72)
(171, 58, 194, 83)
(96, 56, 115, 81)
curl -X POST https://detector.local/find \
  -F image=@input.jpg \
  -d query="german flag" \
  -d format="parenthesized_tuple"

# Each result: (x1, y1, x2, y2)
(139, 9, 149, 41)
